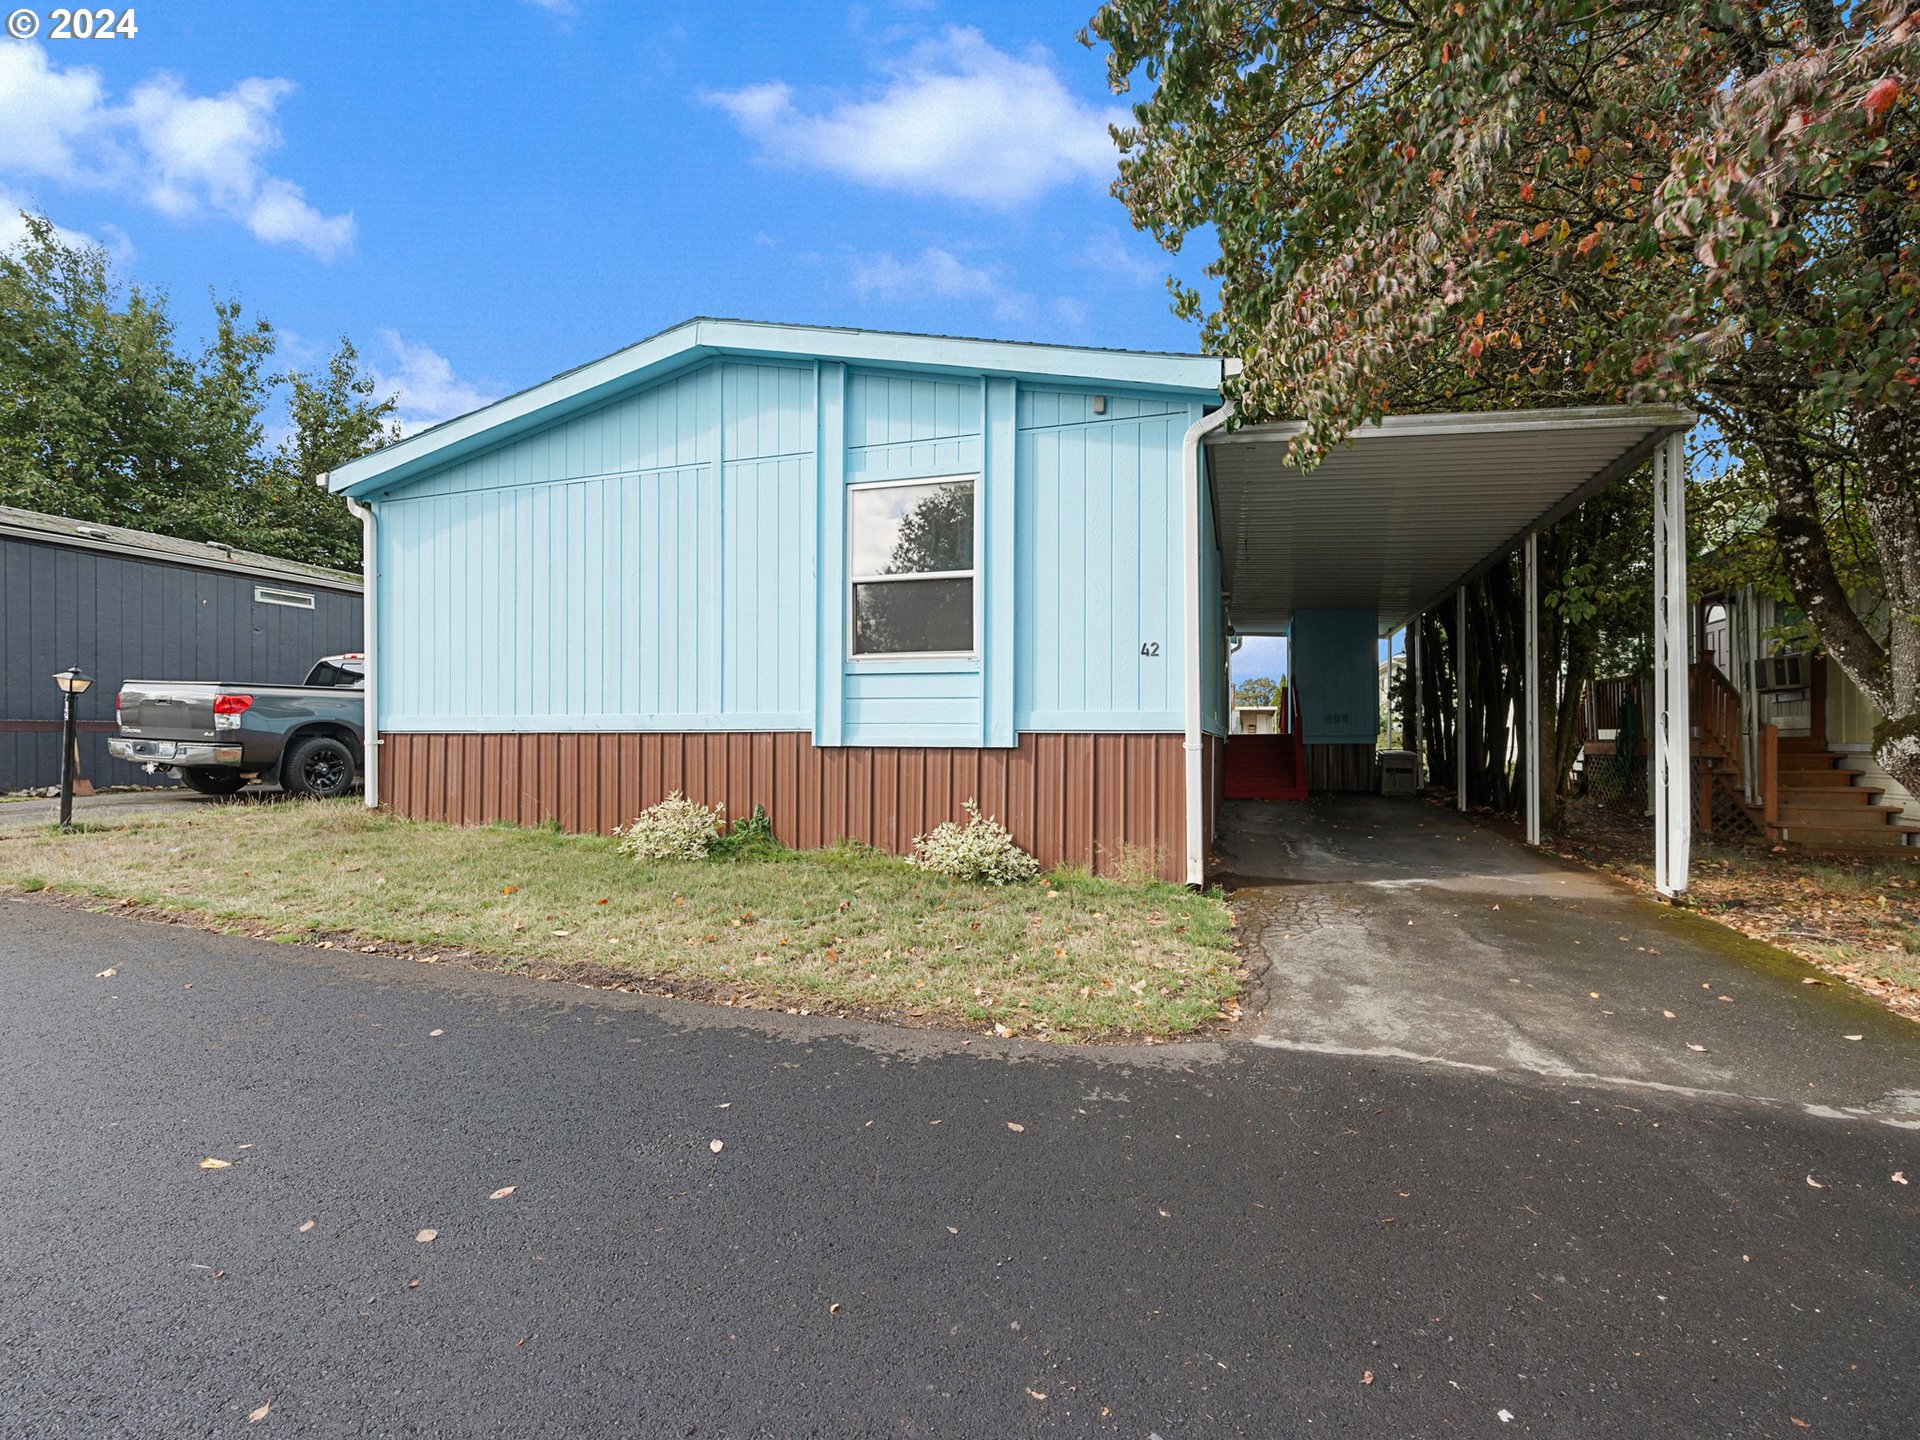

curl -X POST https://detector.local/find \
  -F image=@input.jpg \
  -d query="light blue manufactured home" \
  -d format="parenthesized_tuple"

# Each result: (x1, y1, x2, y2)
(329, 319, 1233, 879)
(328, 317, 1699, 888)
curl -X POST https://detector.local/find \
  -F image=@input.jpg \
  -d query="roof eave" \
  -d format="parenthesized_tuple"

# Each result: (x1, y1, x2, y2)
(331, 318, 1224, 499)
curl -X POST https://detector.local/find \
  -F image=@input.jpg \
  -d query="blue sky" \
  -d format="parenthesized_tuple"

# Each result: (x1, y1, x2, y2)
(0, 1, 1218, 428)
(0, 0, 1303, 674)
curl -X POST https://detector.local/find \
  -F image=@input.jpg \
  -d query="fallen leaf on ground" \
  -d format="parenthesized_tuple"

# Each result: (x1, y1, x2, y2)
(489, 1186, 516, 1200)
(298, 1220, 314, 1233)
(248, 1400, 270, 1424)
(415, 1228, 438, 1242)
(709, 1139, 724, 1153)
(95, 968, 116, 978)
(1362, 1370, 1374, 1385)
(1791, 1420, 1811, 1429)
(198, 1158, 232, 1170)
(407, 1278, 419, 1289)
(1662, 1010, 1677, 1019)
(1843, 1034, 1863, 1041)
(1027, 1389, 1048, 1402)
(428, 1029, 444, 1037)
(1805, 1175, 1826, 1189)
(829, 1302, 841, 1314)
(1686, 1043, 1707, 1052)
(1006, 1122, 1025, 1133)
(1801, 977, 1830, 986)
(1892, 1172, 1908, 1185)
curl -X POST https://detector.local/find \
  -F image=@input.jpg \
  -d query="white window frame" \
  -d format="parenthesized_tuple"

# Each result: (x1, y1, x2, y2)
(846, 473, 980, 662)
(254, 585, 316, 610)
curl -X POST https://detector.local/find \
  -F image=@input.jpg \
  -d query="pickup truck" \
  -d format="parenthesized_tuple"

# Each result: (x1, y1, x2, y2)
(108, 654, 366, 799)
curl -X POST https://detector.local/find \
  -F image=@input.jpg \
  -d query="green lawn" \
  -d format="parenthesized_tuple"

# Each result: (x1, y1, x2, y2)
(1, 799, 1240, 1041)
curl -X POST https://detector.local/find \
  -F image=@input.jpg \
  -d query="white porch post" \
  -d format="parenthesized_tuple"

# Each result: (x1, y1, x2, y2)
(1524, 532, 1541, 847)
(1455, 587, 1468, 812)
(1652, 431, 1692, 895)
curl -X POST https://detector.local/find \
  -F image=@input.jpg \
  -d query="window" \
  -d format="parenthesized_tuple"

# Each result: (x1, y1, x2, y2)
(848, 476, 976, 657)
(303, 659, 365, 688)
(255, 585, 315, 610)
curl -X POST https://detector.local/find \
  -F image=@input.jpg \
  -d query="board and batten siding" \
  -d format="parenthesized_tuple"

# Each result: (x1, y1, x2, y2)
(377, 362, 815, 732)
(371, 359, 1221, 746)
(0, 534, 360, 791)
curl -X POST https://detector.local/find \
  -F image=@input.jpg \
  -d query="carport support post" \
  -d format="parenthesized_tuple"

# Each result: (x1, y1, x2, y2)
(1410, 619, 1424, 785)
(1651, 432, 1692, 895)
(1455, 587, 1468, 812)
(1524, 533, 1541, 847)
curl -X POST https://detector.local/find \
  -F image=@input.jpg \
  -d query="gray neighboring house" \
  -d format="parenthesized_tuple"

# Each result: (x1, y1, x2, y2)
(0, 506, 362, 793)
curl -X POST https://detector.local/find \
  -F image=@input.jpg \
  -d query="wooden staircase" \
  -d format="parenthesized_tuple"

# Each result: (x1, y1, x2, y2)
(1764, 737, 1920, 851)
(1224, 683, 1309, 802)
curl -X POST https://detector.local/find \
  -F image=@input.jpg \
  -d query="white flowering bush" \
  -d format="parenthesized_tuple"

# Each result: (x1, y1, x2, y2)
(616, 792, 724, 861)
(909, 801, 1040, 885)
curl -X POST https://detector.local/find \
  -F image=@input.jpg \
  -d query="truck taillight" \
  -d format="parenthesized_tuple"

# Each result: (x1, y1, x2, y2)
(213, 694, 253, 731)
(115, 691, 122, 723)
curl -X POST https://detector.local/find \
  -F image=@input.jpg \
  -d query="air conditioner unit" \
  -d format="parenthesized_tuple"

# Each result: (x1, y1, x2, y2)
(1753, 653, 1810, 693)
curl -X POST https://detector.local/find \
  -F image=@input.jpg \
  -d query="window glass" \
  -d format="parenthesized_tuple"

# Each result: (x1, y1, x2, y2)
(848, 478, 975, 656)
(304, 660, 365, 688)
(853, 578, 974, 656)
(849, 481, 973, 576)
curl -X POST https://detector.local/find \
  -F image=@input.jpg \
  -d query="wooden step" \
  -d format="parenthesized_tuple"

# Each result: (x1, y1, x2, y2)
(1776, 803, 1917, 830)
(1778, 737, 1839, 751)
(1774, 791, 1896, 814)
(1777, 768, 1877, 789)
(1776, 754, 1843, 772)
(1776, 786, 1888, 810)
(1771, 825, 1918, 851)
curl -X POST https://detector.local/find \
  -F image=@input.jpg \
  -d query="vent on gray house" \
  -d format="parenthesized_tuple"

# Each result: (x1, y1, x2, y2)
(254, 585, 315, 610)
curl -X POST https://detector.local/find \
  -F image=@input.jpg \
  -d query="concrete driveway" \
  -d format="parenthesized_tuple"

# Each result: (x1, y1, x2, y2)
(1218, 797, 1920, 1125)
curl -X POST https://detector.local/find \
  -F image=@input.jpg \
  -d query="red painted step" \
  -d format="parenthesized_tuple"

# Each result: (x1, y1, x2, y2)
(1224, 735, 1309, 801)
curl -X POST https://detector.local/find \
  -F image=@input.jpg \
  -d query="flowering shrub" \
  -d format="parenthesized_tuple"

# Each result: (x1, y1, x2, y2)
(616, 792, 723, 861)
(909, 801, 1040, 885)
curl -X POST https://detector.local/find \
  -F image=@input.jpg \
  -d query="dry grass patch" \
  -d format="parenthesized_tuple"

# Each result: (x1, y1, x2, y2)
(0, 799, 1238, 1041)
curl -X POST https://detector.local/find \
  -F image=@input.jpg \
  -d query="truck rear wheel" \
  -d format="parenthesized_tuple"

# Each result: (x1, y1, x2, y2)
(179, 767, 247, 796)
(283, 736, 357, 799)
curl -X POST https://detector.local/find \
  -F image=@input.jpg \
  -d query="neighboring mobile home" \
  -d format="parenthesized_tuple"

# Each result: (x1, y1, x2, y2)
(329, 318, 1699, 887)
(0, 506, 362, 793)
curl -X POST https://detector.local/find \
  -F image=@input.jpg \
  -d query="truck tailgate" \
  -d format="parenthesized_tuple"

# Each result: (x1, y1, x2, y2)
(116, 683, 220, 742)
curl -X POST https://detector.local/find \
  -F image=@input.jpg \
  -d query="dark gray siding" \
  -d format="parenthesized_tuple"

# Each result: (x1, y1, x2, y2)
(0, 535, 362, 791)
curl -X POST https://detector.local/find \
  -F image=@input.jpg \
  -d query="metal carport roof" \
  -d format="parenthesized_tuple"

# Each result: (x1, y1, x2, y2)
(1203, 406, 1696, 635)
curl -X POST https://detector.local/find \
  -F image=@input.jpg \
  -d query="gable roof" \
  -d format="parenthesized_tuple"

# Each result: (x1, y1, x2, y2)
(0, 504, 361, 591)
(328, 317, 1227, 498)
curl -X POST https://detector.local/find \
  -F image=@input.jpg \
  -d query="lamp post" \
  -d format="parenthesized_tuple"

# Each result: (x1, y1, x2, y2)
(52, 666, 93, 829)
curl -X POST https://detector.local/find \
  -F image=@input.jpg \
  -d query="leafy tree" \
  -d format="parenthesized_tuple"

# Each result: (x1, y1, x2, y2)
(1091, 1, 1920, 797)
(0, 212, 394, 570)
(1231, 676, 1280, 708)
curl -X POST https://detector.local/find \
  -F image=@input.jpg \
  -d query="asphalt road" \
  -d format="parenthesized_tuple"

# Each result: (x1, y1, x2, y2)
(2, 900, 1916, 1439)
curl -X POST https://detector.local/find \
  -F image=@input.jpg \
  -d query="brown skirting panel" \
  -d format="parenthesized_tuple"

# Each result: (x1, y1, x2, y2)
(381, 731, 1201, 881)
(1304, 742, 1378, 793)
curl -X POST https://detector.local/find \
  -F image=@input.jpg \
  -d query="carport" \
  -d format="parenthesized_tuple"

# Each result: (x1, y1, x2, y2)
(1180, 404, 1697, 893)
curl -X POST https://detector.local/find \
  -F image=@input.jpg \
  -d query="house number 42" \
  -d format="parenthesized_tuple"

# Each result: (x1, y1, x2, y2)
(1140, 642, 1160, 656)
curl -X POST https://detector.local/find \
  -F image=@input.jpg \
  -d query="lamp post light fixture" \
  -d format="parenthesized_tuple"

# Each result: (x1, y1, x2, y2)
(52, 666, 93, 829)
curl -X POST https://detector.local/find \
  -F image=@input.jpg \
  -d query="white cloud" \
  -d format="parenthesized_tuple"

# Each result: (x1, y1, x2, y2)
(706, 27, 1126, 207)
(0, 184, 134, 261)
(373, 331, 497, 435)
(0, 42, 352, 259)
(1080, 230, 1166, 288)
(849, 246, 1031, 325)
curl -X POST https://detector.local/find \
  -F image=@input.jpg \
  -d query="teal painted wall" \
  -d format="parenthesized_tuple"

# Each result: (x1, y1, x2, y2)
(1288, 609, 1379, 744)
(374, 357, 1218, 743)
